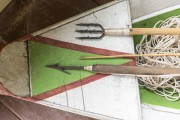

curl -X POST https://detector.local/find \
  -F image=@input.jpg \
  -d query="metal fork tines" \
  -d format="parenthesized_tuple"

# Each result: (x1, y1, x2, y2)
(75, 23, 105, 39)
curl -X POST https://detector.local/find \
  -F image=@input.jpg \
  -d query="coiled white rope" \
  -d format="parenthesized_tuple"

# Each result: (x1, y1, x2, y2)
(136, 16, 180, 101)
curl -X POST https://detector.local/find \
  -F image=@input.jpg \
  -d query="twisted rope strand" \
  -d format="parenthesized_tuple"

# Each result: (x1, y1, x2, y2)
(136, 16, 180, 101)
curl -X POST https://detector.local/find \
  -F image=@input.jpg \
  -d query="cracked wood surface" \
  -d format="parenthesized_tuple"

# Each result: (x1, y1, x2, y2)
(0, 42, 29, 97)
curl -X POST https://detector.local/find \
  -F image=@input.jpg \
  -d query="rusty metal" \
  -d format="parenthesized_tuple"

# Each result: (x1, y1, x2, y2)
(46, 64, 84, 74)
(76, 23, 105, 39)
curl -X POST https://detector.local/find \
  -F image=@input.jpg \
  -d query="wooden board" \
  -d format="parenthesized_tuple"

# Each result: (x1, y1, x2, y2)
(0, 95, 97, 120)
(0, 0, 113, 43)
(29, 1, 142, 120)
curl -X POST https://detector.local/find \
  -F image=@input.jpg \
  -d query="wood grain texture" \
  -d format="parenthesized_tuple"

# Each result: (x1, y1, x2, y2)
(0, 0, 11, 12)
(94, 64, 180, 75)
(0, 42, 29, 97)
(0, 0, 113, 43)
(0, 102, 19, 120)
(0, 95, 96, 120)
(130, 28, 180, 35)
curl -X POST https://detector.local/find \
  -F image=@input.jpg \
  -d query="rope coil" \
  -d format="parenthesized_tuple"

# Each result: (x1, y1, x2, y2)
(136, 16, 180, 101)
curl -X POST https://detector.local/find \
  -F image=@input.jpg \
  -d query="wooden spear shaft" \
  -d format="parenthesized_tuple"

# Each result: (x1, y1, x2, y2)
(80, 53, 180, 60)
(46, 64, 180, 75)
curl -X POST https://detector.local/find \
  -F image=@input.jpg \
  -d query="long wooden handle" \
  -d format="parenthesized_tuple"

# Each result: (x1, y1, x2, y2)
(93, 64, 180, 75)
(80, 53, 180, 60)
(104, 28, 180, 36)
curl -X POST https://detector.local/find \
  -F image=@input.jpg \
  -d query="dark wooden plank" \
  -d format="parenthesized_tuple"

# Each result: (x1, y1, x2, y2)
(27, 0, 98, 36)
(0, 43, 6, 51)
(0, 0, 113, 43)
(93, 0, 114, 5)
(0, 102, 19, 120)
(0, 95, 96, 120)
(0, 0, 32, 42)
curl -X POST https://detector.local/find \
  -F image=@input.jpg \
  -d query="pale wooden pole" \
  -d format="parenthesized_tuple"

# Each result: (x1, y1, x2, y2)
(80, 53, 180, 60)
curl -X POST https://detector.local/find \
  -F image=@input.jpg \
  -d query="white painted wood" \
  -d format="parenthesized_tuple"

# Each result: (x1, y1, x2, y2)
(43, 92, 68, 106)
(67, 87, 85, 110)
(132, 4, 180, 23)
(42, 1, 134, 53)
(37, 1, 141, 120)
(37, 100, 120, 120)
(142, 104, 180, 120)
(142, 104, 180, 114)
(41, 87, 84, 110)
(83, 75, 141, 120)
(32, 0, 123, 38)
(38, 75, 141, 120)
(129, 0, 180, 19)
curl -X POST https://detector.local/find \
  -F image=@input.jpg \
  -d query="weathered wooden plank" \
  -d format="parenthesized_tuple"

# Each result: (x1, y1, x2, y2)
(0, 42, 29, 97)
(0, 44, 6, 51)
(0, 0, 113, 43)
(0, 102, 19, 120)
(0, 95, 96, 120)
(0, 0, 11, 12)
(0, 0, 30, 42)
(26, 0, 99, 37)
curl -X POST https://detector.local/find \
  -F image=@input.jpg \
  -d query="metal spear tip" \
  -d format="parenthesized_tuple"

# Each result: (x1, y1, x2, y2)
(75, 29, 104, 33)
(76, 23, 103, 27)
(46, 64, 59, 69)
(75, 37, 84, 39)
(45, 64, 71, 75)
(75, 23, 105, 40)
(76, 23, 88, 26)
(75, 36, 91, 39)
(75, 29, 86, 33)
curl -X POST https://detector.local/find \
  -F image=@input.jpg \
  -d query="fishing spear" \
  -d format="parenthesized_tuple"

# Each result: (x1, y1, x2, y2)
(46, 64, 180, 76)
